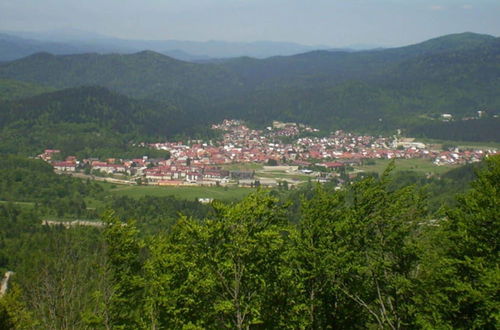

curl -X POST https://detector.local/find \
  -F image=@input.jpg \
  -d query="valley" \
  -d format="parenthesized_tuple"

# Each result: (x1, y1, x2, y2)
(0, 25, 498, 329)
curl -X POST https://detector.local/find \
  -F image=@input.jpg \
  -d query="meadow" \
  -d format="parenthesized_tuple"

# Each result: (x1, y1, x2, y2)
(354, 158, 459, 175)
(106, 184, 255, 202)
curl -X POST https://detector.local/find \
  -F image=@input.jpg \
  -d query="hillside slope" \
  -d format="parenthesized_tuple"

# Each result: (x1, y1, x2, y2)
(0, 33, 498, 139)
(0, 79, 55, 100)
(0, 86, 195, 156)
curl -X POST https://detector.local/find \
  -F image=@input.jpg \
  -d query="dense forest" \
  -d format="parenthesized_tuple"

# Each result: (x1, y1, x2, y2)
(0, 155, 498, 329)
(0, 32, 498, 141)
(0, 86, 218, 156)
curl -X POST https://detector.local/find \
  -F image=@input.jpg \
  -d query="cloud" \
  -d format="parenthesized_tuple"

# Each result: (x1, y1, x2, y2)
(429, 5, 445, 11)
(461, 4, 473, 10)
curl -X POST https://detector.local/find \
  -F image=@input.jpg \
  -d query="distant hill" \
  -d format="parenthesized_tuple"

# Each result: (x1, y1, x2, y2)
(1, 30, 331, 60)
(0, 32, 498, 141)
(0, 31, 210, 62)
(0, 51, 242, 106)
(218, 32, 499, 89)
(0, 33, 83, 61)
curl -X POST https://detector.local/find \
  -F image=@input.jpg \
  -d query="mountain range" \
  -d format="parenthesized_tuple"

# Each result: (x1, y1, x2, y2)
(0, 29, 335, 61)
(0, 32, 498, 152)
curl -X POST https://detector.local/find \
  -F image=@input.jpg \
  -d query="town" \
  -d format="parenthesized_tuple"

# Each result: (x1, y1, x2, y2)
(40, 119, 499, 188)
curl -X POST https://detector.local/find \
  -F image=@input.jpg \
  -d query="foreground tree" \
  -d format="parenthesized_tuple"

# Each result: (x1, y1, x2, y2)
(103, 213, 146, 329)
(287, 186, 364, 328)
(416, 155, 499, 329)
(180, 192, 291, 329)
(333, 164, 428, 329)
(103, 191, 292, 329)
(0, 284, 37, 329)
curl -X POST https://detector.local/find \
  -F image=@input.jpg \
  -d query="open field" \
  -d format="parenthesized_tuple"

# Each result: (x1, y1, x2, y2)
(221, 163, 264, 171)
(107, 184, 255, 201)
(418, 138, 500, 150)
(256, 171, 310, 182)
(354, 158, 459, 175)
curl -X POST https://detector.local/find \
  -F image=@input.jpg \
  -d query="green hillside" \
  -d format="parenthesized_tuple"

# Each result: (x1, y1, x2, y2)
(0, 78, 55, 100)
(0, 33, 498, 140)
(0, 51, 242, 103)
(0, 86, 196, 156)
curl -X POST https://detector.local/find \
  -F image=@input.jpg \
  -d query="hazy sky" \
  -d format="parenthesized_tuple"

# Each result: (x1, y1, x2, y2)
(1, 0, 499, 46)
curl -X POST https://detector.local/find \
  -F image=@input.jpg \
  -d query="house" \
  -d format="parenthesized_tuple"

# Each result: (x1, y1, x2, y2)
(52, 161, 76, 172)
(318, 162, 345, 170)
(186, 172, 202, 182)
(230, 171, 254, 180)
(92, 164, 124, 174)
(441, 114, 453, 121)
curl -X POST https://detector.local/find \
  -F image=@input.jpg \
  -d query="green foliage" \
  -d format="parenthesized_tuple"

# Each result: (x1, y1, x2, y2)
(0, 155, 102, 217)
(103, 213, 146, 328)
(0, 78, 54, 101)
(415, 155, 500, 329)
(287, 185, 362, 328)
(107, 195, 211, 234)
(102, 192, 292, 329)
(409, 118, 500, 142)
(0, 285, 37, 329)
(0, 86, 182, 156)
(1, 157, 498, 328)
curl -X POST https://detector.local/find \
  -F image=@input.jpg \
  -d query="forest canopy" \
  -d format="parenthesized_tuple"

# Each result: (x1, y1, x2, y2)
(1, 155, 498, 329)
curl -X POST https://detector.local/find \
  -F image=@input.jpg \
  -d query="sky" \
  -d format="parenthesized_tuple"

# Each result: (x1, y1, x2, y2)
(1, 0, 499, 47)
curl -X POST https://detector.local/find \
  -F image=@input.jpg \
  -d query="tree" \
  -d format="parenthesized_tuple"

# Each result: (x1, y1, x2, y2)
(102, 191, 293, 329)
(333, 163, 427, 329)
(103, 212, 146, 328)
(201, 192, 290, 329)
(267, 159, 278, 166)
(416, 155, 499, 329)
(287, 185, 363, 328)
(0, 284, 37, 329)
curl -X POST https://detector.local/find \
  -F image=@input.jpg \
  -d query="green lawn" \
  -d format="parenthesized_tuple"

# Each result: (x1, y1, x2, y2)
(256, 172, 310, 181)
(221, 163, 264, 171)
(418, 138, 500, 150)
(108, 185, 255, 201)
(355, 158, 458, 175)
(84, 197, 106, 210)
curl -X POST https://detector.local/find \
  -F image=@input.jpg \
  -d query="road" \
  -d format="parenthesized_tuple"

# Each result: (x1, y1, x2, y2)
(42, 220, 105, 228)
(0, 271, 14, 297)
(55, 170, 136, 185)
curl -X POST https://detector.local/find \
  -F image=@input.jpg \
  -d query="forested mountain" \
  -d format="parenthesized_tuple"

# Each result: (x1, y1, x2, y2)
(0, 32, 498, 140)
(0, 51, 242, 103)
(3, 32, 496, 93)
(0, 79, 54, 100)
(0, 33, 83, 62)
(0, 86, 206, 156)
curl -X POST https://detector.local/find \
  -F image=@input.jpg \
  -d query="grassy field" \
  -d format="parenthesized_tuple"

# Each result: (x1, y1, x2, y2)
(418, 138, 500, 150)
(354, 158, 459, 175)
(221, 163, 264, 171)
(107, 184, 255, 201)
(256, 171, 310, 181)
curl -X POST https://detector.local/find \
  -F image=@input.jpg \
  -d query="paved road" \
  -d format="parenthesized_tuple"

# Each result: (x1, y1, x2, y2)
(55, 171, 136, 185)
(42, 220, 105, 228)
(0, 271, 14, 297)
